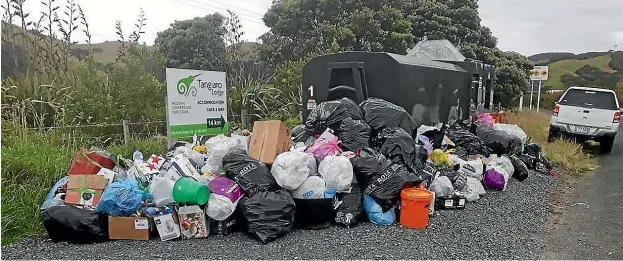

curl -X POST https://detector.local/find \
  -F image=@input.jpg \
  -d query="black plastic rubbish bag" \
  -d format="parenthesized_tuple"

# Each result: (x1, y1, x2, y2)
(293, 198, 334, 230)
(446, 128, 490, 156)
(349, 148, 387, 191)
(305, 101, 350, 135)
(365, 162, 422, 212)
(240, 190, 296, 244)
(336, 118, 371, 151)
(291, 125, 307, 138)
(340, 97, 363, 120)
(360, 98, 418, 137)
(376, 127, 423, 174)
(476, 125, 522, 155)
(438, 167, 467, 191)
(334, 186, 363, 228)
(509, 155, 529, 181)
(42, 205, 108, 244)
(223, 150, 277, 196)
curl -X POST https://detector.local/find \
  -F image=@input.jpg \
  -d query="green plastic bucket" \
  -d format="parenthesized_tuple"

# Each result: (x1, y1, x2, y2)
(173, 177, 210, 205)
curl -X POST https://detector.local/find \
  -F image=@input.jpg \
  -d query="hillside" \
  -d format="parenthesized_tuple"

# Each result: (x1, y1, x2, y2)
(2, 22, 260, 68)
(528, 51, 623, 107)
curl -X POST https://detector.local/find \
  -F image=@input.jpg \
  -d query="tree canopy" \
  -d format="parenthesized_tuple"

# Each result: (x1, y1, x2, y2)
(154, 14, 227, 72)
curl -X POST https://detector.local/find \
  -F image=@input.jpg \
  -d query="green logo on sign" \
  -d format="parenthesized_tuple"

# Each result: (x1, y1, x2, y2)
(177, 73, 202, 97)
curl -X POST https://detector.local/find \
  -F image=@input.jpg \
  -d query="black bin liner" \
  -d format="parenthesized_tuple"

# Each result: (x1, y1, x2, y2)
(334, 186, 363, 228)
(365, 162, 422, 212)
(336, 118, 371, 152)
(375, 127, 423, 174)
(350, 148, 387, 191)
(293, 198, 335, 230)
(239, 190, 296, 244)
(446, 128, 490, 156)
(360, 98, 418, 137)
(210, 214, 239, 236)
(340, 97, 363, 120)
(509, 155, 529, 181)
(42, 205, 108, 244)
(305, 101, 349, 135)
(223, 150, 277, 196)
(476, 125, 522, 155)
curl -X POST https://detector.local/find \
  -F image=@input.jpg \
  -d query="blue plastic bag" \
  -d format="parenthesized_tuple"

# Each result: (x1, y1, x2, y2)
(96, 178, 143, 216)
(40, 176, 69, 211)
(363, 193, 396, 226)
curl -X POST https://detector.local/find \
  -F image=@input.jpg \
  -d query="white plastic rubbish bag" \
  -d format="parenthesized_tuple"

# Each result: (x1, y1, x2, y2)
(206, 194, 239, 221)
(493, 123, 528, 144)
(462, 176, 486, 202)
(429, 175, 454, 198)
(174, 146, 206, 168)
(150, 176, 176, 207)
(204, 135, 242, 173)
(271, 147, 315, 190)
(318, 155, 354, 193)
(290, 176, 326, 199)
(488, 154, 514, 178)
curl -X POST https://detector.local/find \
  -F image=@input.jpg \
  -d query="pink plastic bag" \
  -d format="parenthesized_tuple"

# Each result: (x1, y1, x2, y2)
(475, 113, 495, 127)
(307, 139, 342, 161)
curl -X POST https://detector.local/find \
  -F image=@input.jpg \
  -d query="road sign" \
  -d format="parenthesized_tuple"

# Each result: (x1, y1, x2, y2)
(530, 66, 549, 81)
(165, 68, 228, 138)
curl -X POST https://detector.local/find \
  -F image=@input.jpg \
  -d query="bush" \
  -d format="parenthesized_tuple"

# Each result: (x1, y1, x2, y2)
(0, 125, 168, 245)
(609, 51, 623, 71)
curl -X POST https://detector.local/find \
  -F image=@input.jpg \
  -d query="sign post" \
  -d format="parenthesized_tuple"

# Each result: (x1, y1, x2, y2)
(529, 66, 549, 111)
(165, 68, 228, 142)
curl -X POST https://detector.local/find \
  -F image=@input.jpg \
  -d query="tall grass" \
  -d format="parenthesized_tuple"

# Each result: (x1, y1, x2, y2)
(504, 111, 597, 174)
(0, 124, 167, 245)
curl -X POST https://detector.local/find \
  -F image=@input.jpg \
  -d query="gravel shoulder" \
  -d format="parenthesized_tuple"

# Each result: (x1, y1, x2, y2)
(2, 174, 556, 260)
(540, 128, 623, 260)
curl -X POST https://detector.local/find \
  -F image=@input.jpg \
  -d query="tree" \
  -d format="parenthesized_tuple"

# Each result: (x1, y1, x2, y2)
(259, 0, 413, 68)
(154, 14, 227, 71)
(491, 50, 534, 107)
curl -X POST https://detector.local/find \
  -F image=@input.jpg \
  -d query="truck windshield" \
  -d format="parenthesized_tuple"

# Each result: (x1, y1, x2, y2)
(559, 89, 618, 110)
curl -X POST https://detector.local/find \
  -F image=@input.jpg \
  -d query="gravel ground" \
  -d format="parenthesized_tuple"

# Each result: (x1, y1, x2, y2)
(2, 173, 556, 260)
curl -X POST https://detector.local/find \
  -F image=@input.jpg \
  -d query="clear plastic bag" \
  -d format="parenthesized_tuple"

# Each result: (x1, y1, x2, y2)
(150, 176, 176, 207)
(492, 123, 528, 144)
(204, 135, 242, 173)
(429, 175, 454, 198)
(271, 148, 315, 190)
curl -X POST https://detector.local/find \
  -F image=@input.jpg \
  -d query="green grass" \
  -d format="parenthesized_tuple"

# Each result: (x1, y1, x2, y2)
(544, 54, 614, 90)
(504, 111, 597, 175)
(0, 126, 167, 245)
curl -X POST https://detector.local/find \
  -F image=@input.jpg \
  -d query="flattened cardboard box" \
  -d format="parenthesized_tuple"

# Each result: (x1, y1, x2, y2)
(64, 175, 108, 207)
(249, 120, 293, 165)
(108, 216, 151, 240)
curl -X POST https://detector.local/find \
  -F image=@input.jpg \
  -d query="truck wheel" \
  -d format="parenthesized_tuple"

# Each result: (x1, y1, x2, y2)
(600, 136, 614, 154)
(547, 129, 558, 143)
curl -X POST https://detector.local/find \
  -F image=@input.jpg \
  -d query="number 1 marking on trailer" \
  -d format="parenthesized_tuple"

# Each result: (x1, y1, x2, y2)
(308, 85, 314, 97)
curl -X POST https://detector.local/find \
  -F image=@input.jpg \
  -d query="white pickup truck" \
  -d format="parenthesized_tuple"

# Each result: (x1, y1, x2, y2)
(548, 86, 621, 153)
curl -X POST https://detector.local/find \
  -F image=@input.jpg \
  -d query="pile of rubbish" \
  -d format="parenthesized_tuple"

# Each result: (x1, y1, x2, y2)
(40, 97, 555, 244)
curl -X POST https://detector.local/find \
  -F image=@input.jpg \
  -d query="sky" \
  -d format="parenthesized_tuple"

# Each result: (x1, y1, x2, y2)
(14, 0, 623, 56)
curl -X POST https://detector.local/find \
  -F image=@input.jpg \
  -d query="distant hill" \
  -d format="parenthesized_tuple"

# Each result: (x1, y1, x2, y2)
(2, 22, 260, 68)
(528, 50, 623, 107)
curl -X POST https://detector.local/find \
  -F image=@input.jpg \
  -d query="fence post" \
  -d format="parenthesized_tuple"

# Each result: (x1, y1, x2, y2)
(241, 109, 249, 129)
(122, 119, 130, 146)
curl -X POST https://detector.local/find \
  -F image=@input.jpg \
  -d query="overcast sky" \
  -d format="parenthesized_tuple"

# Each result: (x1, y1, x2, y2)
(17, 0, 623, 55)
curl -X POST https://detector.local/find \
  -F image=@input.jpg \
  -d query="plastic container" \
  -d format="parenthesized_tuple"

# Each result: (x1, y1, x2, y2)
(150, 177, 176, 207)
(173, 177, 210, 205)
(399, 188, 433, 229)
(67, 148, 115, 175)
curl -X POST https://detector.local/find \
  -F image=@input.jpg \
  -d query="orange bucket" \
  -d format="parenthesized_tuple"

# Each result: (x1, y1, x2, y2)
(400, 188, 433, 229)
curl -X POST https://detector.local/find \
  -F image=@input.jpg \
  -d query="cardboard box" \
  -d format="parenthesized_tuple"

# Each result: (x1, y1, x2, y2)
(166, 154, 200, 181)
(64, 175, 108, 207)
(178, 205, 209, 239)
(154, 213, 181, 241)
(108, 216, 151, 240)
(249, 120, 293, 165)
(96, 168, 117, 185)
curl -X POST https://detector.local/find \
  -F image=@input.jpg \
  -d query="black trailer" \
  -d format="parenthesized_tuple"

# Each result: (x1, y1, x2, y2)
(301, 46, 495, 126)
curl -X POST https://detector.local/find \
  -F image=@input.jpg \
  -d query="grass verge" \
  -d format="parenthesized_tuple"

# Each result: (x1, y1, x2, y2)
(504, 111, 597, 175)
(0, 124, 166, 245)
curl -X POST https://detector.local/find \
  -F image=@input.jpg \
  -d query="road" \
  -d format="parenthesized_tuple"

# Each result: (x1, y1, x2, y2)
(541, 124, 623, 259)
